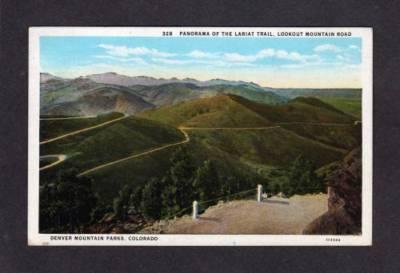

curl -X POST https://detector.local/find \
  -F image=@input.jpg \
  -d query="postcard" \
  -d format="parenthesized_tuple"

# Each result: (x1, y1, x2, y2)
(28, 27, 372, 245)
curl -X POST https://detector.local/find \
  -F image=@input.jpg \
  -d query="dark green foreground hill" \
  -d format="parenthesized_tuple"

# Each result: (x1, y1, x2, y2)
(40, 116, 184, 185)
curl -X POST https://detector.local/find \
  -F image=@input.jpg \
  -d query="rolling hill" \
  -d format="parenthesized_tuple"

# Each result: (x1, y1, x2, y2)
(268, 88, 362, 118)
(140, 94, 355, 127)
(139, 95, 273, 127)
(138, 94, 359, 171)
(230, 95, 355, 124)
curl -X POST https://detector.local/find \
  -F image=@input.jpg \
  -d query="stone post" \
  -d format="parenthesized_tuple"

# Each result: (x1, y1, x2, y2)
(192, 200, 199, 220)
(257, 184, 263, 203)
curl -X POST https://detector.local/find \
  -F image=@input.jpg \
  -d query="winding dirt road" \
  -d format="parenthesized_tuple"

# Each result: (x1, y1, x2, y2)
(40, 114, 128, 145)
(275, 122, 354, 127)
(179, 126, 281, 130)
(40, 116, 96, 121)
(40, 154, 67, 171)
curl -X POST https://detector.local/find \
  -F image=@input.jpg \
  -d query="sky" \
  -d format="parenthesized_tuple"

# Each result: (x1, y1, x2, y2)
(40, 36, 362, 88)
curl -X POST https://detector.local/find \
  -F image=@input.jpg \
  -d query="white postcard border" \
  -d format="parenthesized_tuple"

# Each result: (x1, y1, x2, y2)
(28, 27, 373, 246)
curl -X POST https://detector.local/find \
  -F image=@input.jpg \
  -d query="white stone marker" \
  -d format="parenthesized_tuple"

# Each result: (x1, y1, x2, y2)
(192, 200, 199, 220)
(257, 184, 263, 203)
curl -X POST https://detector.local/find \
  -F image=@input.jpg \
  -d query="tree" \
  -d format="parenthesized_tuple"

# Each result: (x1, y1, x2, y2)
(287, 155, 324, 195)
(193, 160, 220, 201)
(113, 185, 133, 221)
(161, 183, 180, 217)
(40, 168, 97, 233)
(141, 177, 163, 219)
(129, 187, 143, 213)
(168, 147, 196, 209)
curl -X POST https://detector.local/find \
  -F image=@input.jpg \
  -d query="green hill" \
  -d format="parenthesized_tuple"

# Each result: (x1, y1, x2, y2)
(187, 127, 345, 167)
(229, 95, 355, 124)
(139, 95, 273, 127)
(319, 97, 361, 119)
(141, 94, 355, 128)
(268, 88, 362, 119)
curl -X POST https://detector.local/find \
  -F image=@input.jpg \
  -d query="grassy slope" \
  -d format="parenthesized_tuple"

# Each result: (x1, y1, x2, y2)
(230, 95, 355, 124)
(86, 148, 177, 202)
(87, 134, 266, 203)
(188, 127, 345, 168)
(88, 125, 346, 203)
(319, 97, 361, 119)
(141, 94, 355, 127)
(40, 116, 184, 183)
(40, 112, 124, 141)
(141, 94, 359, 151)
(139, 95, 272, 127)
(279, 123, 361, 150)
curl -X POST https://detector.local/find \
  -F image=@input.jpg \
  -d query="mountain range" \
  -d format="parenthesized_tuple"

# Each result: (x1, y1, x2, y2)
(40, 72, 361, 117)
(40, 72, 286, 116)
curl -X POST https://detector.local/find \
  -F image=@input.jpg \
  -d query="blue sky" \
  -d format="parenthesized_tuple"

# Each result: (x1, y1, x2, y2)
(41, 36, 361, 88)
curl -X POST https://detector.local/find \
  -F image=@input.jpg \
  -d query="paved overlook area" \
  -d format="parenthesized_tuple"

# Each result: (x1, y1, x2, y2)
(142, 194, 328, 234)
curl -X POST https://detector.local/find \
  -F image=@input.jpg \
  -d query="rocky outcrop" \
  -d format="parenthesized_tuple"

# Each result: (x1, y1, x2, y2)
(303, 147, 362, 234)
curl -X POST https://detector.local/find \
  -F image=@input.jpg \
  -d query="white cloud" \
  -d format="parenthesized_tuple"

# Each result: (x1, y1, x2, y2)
(94, 55, 147, 64)
(314, 44, 342, 53)
(256, 48, 275, 58)
(349, 45, 360, 50)
(223, 52, 257, 62)
(336, 55, 345, 61)
(223, 48, 319, 64)
(152, 58, 190, 65)
(98, 44, 175, 58)
(152, 57, 255, 67)
(187, 50, 218, 59)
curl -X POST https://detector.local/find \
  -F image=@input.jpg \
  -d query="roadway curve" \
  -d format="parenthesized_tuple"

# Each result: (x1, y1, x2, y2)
(77, 127, 190, 177)
(40, 114, 128, 145)
(40, 154, 67, 171)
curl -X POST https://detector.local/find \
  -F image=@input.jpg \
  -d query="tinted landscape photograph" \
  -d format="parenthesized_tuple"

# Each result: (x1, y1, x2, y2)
(39, 36, 362, 235)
